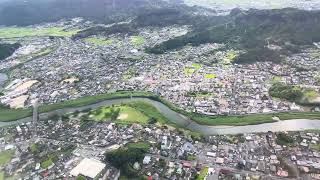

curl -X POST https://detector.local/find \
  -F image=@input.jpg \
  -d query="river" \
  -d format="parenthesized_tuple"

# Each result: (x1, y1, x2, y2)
(1, 97, 320, 135)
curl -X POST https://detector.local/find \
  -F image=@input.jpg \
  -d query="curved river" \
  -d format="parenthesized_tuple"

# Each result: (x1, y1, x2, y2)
(1, 98, 320, 135)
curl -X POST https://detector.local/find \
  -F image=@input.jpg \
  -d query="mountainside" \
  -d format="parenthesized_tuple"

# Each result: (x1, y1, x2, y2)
(0, 43, 21, 60)
(73, 6, 226, 39)
(147, 8, 320, 63)
(0, 0, 169, 26)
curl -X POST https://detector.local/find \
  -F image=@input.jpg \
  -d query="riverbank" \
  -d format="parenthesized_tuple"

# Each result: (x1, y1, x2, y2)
(0, 91, 319, 126)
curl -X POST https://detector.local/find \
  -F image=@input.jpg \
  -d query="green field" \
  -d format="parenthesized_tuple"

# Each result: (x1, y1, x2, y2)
(0, 171, 4, 180)
(0, 150, 15, 166)
(197, 167, 209, 180)
(130, 36, 145, 46)
(84, 37, 117, 46)
(0, 27, 79, 38)
(91, 105, 149, 124)
(204, 73, 216, 79)
(184, 67, 196, 75)
(41, 158, 53, 169)
(192, 63, 202, 70)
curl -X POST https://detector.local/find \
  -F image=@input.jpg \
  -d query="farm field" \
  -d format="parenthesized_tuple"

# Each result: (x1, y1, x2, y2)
(0, 27, 80, 38)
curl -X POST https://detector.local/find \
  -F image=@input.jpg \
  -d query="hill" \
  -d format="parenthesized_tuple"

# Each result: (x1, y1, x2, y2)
(0, 0, 169, 26)
(0, 43, 21, 60)
(147, 8, 320, 64)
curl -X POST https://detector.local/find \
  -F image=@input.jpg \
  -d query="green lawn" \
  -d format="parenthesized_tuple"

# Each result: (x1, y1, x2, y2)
(197, 167, 209, 180)
(41, 158, 53, 169)
(0, 27, 79, 38)
(204, 73, 216, 79)
(30, 143, 38, 153)
(91, 104, 149, 124)
(130, 36, 145, 46)
(0, 150, 15, 166)
(127, 101, 171, 124)
(192, 63, 202, 70)
(277, 112, 320, 120)
(184, 67, 196, 75)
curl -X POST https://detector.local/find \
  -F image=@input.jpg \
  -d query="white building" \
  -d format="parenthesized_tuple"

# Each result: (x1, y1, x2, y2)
(70, 158, 106, 179)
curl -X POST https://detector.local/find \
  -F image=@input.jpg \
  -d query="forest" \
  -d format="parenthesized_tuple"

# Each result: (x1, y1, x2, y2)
(147, 8, 320, 64)
(0, 43, 21, 60)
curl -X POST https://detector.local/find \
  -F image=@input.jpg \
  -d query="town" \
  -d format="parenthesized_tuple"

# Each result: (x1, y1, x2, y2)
(0, 108, 319, 179)
(0, 19, 319, 116)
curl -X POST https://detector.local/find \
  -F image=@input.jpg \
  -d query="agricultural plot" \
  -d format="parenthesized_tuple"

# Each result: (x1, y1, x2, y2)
(84, 37, 118, 46)
(0, 150, 14, 166)
(204, 73, 216, 79)
(130, 36, 146, 46)
(0, 27, 79, 38)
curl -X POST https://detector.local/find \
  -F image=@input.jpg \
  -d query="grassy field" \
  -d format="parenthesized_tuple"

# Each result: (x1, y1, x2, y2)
(277, 112, 320, 120)
(197, 167, 209, 180)
(91, 105, 149, 124)
(192, 63, 202, 70)
(84, 37, 116, 46)
(127, 101, 171, 124)
(0, 27, 79, 38)
(130, 36, 145, 46)
(204, 73, 216, 79)
(184, 67, 195, 75)
(0, 171, 4, 180)
(41, 158, 53, 169)
(0, 150, 15, 166)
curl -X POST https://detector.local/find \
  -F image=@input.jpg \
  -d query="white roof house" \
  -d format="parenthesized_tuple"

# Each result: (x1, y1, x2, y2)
(143, 156, 151, 165)
(70, 158, 106, 179)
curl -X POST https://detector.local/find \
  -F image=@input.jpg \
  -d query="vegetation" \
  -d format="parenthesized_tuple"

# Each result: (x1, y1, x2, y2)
(204, 73, 216, 79)
(269, 83, 319, 105)
(0, 171, 4, 180)
(0, 43, 21, 60)
(269, 83, 303, 102)
(0, 27, 79, 38)
(0, 0, 171, 26)
(84, 37, 116, 46)
(76, 175, 86, 180)
(130, 36, 146, 46)
(105, 142, 150, 178)
(29, 143, 38, 154)
(147, 8, 320, 64)
(90, 105, 149, 124)
(196, 167, 209, 180)
(126, 101, 171, 124)
(310, 144, 320, 151)
(0, 150, 14, 166)
(72, 23, 138, 40)
(187, 154, 197, 161)
(276, 133, 294, 146)
(40, 157, 54, 169)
